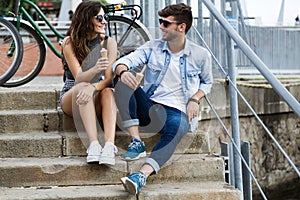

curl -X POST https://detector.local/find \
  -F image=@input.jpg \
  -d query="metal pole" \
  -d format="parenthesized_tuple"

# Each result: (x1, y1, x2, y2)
(236, 0, 249, 43)
(220, 0, 227, 71)
(209, 0, 216, 56)
(226, 27, 243, 194)
(197, 0, 203, 37)
(202, 0, 300, 117)
(241, 142, 252, 200)
(176, 0, 187, 3)
(224, 0, 243, 192)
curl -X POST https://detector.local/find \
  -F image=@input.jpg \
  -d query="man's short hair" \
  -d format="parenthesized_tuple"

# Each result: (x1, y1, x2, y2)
(158, 3, 193, 33)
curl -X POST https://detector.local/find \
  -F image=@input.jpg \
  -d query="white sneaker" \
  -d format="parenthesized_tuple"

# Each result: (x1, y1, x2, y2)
(99, 141, 118, 165)
(86, 141, 102, 163)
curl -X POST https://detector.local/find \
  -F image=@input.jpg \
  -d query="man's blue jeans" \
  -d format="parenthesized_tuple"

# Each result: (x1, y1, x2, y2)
(114, 81, 189, 173)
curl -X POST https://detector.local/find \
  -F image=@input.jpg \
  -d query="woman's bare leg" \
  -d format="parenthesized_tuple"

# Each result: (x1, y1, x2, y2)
(95, 88, 117, 143)
(61, 84, 98, 143)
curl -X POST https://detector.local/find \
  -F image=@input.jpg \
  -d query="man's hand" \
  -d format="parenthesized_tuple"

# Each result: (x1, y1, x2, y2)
(187, 100, 199, 122)
(120, 71, 139, 90)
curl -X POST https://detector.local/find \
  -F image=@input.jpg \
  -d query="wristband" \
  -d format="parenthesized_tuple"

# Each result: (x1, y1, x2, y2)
(189, 98, 200, 105)
(119, 70, 128, 78)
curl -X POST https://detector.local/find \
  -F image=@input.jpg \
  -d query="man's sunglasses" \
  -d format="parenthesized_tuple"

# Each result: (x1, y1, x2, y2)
(95, 14, 109, 22)
(159, 18, 179, 27)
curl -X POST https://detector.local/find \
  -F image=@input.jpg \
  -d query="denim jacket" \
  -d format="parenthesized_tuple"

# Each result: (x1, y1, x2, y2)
(112, 38, 213, 103)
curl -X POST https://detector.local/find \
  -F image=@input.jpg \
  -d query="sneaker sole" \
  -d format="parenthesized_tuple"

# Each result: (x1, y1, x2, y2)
(99, 156, 115, 166)
(120, 177, 138, 195)
(87, 156, 100, 163)
(121, 151, 147, 161)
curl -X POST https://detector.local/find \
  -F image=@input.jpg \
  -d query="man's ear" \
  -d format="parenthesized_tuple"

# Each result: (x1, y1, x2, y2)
(179, 23, 186, 33)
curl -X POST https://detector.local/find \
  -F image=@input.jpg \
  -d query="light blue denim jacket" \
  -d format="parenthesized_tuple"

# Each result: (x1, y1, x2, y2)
(112, 38, 213, 103)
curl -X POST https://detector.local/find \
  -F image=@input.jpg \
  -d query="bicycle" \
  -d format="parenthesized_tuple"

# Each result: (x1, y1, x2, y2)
(1, 0, 152, 87)
(0, 17, 23, 85)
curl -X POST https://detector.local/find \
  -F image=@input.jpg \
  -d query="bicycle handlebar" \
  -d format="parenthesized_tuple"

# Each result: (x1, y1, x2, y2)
(105, 1, 143, 20)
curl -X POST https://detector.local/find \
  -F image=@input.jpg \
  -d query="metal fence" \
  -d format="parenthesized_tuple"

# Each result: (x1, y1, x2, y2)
(134, 0, 300, 76)
(200, 21, 300, 75)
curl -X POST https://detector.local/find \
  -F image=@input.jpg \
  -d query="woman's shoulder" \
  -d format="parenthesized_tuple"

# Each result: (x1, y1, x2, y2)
(105, 36, 117, 49)
(62, 36, 71, 49)
(106, 36, 116, 44)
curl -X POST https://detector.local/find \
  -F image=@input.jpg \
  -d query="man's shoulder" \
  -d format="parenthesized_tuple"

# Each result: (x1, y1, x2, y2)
(186, 39, 209, 56)
(139, 39, 166, 52)
(147, 39, 166, 47)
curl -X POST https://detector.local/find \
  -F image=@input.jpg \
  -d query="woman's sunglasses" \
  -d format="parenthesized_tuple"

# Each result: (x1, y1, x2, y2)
(159, 18, 179, 27)
(95, 14, 109, 22)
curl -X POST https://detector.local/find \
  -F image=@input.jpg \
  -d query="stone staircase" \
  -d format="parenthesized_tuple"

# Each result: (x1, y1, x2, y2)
(0, 77, 242, 200)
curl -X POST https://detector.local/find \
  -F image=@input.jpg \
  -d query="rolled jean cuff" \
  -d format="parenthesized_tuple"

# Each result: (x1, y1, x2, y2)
(144, 158, 160, 174)
(122, 119, 139, 128)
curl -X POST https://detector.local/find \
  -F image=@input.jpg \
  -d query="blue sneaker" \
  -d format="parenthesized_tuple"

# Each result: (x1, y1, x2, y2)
(122, 138, 146, 160)
(120, 171, 146, 194)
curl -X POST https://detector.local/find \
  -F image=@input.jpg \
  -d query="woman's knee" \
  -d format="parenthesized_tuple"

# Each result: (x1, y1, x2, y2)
(61, 89, 74, 116)
(100, 88, 114, 100)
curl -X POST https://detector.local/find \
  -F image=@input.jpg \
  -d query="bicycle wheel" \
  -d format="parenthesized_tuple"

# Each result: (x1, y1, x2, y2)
(2, 21, 46, 87)
(107, 15, 152, 58)
(0, 18, 23, 86)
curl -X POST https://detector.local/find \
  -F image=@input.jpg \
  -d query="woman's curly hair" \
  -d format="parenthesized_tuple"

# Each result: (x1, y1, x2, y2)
(66, 1, 107, 64)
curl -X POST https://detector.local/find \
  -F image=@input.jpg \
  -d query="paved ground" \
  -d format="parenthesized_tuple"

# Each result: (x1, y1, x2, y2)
(0, 76, 63, 92)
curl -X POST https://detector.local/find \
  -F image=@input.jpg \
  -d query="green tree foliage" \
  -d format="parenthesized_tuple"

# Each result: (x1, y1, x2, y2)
(0, 0, 64, 17)
(99, 0, 110, 6)
(0, 0, 13, 16)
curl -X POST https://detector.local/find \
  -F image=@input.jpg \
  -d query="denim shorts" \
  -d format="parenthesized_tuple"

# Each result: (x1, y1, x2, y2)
(59, 78, 75, 108)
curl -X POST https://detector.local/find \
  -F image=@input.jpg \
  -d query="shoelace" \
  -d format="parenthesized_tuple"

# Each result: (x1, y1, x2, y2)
(102, 143, 118, 155)
(128, 141, 142, 151)
(112, 145, 118, 154)
(136, 172, 146, 186)
(87, 146, 102, 154)
(87, 143, 102, 154)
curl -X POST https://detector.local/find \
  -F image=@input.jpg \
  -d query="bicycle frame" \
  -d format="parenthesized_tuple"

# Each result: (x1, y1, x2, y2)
(14, 0, 64, 58)
(106, 2, 143, 47)
(12, 0, 146, 59)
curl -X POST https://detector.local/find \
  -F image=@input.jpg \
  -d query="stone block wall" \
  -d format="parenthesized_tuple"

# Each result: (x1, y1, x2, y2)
(196, 80, 300, 193)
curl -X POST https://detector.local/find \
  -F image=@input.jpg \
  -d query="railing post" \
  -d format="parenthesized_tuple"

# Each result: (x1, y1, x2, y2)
(202, 0, 300, 117)
(221, 141, 252, 200)
(225, 0, 243, 194)
(227, 35, 244, 194)
(241, 142, 252, 200)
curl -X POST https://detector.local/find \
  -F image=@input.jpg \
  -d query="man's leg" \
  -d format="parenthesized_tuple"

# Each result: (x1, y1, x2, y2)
(114, 81, 156, 160)
(121, 106, 189, 194)
(146, 106, 189, 173)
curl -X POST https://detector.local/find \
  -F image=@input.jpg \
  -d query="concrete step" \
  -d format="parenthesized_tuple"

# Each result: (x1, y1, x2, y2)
(0, 90, 59, 110)
(0, 154, 224, 188)
(0, 109, 59, 133)
(0, 132, 62, 158)
(0, 182, 242, 200)
(0, 131, 210, 158)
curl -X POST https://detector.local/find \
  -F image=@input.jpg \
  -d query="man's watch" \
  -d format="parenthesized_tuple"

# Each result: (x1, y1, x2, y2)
(189, 98, 200, 105)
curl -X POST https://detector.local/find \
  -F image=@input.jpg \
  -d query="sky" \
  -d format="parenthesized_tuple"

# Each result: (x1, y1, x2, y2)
(244, 0, 300, 26)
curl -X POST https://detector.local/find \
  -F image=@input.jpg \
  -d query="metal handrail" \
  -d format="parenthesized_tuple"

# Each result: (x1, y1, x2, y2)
(205, 96, 267, 200)
(201, 0, 300, 178)
(202, 0, 300, 118)
(189, 1, 300, 199)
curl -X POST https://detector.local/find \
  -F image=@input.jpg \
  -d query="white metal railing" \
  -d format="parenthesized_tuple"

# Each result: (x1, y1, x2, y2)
(32, 20, 70, 36)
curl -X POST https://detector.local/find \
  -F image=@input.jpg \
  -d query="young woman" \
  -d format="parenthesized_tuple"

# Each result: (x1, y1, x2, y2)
(59, 1, 118, 165)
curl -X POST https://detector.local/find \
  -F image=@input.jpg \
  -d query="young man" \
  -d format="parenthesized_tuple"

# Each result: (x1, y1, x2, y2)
(113, 3, 213, 194)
